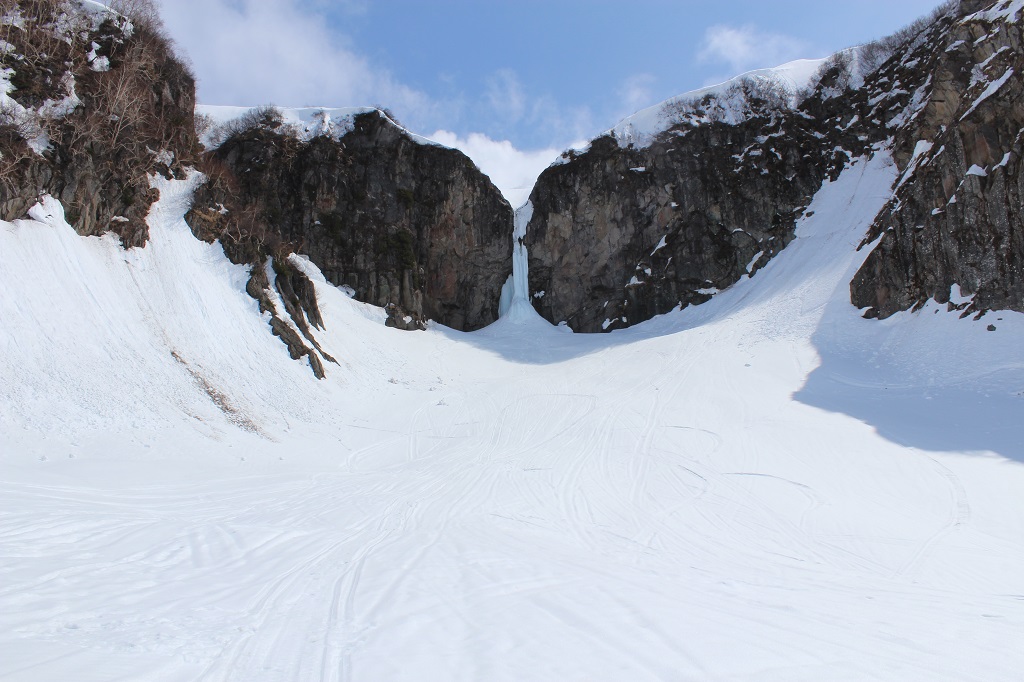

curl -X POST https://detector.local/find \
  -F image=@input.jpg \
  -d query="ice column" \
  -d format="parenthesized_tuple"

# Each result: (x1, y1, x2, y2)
(498, 200, 533, 319)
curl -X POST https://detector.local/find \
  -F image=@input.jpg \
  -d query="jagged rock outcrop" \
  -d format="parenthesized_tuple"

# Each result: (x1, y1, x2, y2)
(524, 0, 1024, 331)
(187, 109, 512, 331)
(244, 259, 336, 379)
(0, 0, 198, 246)
(850, 0, 1024, 318)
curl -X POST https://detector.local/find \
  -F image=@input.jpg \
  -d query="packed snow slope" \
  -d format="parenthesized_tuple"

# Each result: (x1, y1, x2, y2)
(2, 152, 1024, 681)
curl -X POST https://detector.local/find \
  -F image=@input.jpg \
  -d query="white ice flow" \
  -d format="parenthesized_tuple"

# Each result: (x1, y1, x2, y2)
(2, 151, 1024, 681)
(497, 200, 534, 322)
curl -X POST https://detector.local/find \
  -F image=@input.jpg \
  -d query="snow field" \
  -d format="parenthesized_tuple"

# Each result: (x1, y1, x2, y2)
(1, 153, 1024, 680)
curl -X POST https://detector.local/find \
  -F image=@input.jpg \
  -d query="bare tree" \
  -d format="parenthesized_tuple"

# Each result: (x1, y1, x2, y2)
(108, 0, 162, 31)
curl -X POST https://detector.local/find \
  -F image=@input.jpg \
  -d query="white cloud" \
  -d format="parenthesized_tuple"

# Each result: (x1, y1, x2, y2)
(485, 69, 527, 125)
(618, 73, 657, 116)
(154, 1, 597, 156)
(478, 68, 596, 149)
(155, 0, 434, 122)
(430, 131, 575, 208)
(698, 24, 809, 75)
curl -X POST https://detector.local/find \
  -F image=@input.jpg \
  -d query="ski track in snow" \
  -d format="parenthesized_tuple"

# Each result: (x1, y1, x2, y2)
(2, 153, 1024, 681)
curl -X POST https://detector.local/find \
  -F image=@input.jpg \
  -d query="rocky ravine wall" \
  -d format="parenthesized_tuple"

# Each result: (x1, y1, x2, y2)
(524, 110, 834, 333)
(188, 110, 512, 332)
(521, 68, 877, 333)
(851, 0, 1024, 318)
(524, 0, 1024, 331)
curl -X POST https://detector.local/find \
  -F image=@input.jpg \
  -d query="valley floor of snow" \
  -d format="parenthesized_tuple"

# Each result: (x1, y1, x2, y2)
(2, 153, 1024, 681)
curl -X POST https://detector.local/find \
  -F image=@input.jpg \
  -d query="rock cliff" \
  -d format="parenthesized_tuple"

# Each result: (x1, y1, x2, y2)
(523, 0, 1024, 331)
(524, 96, 835, 332)
(187, 108, 512, 332)
(850, 0, 1024, 318)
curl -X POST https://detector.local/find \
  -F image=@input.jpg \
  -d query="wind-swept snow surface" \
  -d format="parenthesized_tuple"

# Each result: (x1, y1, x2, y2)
(2, 153, 1024, 681)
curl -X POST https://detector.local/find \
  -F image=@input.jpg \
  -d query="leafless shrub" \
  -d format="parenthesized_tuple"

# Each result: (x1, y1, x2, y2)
(206, 105, 286, 148)
(108, 0, 161, 32)
(62, 40, 162, 160)
(0, 124, 32, 190)
(374, 105, 402, 128)
(882, 0, 957, 51)
(799, 0, 959, 102)
(0, 100, 42, 140)
(738, 75, 789, 111)
(1, 1, 79, 107)
(0, 0, 198, 237)
(194, 111, 214, 140)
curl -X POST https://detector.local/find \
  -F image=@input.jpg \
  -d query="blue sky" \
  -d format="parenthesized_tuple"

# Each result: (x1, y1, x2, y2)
(157, 0, 945, 202)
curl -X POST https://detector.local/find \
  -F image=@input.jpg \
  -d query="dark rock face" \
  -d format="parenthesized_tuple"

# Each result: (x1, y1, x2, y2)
(0, 3, 198, 247)
(522, 71, 864, 332)
(850, 2, 1024, 318)
(525, 118, 832, 332)
(187, 111, 511, 331)
(524, 0, 1024, 330)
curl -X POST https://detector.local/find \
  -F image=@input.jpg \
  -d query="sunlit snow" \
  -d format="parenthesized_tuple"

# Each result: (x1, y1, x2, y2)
(2, 153, 1024, 680)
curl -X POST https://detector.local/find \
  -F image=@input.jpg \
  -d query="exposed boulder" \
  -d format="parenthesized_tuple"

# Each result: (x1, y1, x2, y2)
(384, 302, 427, 331)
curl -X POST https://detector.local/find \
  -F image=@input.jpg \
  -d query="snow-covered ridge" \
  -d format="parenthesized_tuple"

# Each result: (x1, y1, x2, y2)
(581, 1, 964, 154)
(196, 104, 444, 150)
(77, 0, 128, 26)
(606, 58, 829, 149)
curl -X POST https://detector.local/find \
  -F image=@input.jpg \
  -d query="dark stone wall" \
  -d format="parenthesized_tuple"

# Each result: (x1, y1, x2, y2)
(850, 4, 1024, 318)
(525, 119, 830, 332)
(188, 112, 511, 331)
